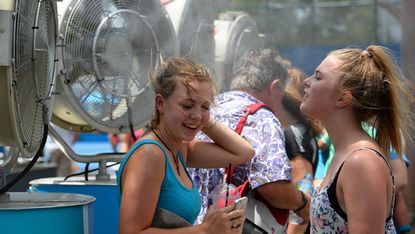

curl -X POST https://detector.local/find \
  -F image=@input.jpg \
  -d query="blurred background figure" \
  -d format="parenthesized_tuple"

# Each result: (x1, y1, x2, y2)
(108, 129, 145, 153)
(44, 124, 79, 177)
(364, 124, 413, 234)
(391, 151, 412, 234)
(314, 129, 335, 187)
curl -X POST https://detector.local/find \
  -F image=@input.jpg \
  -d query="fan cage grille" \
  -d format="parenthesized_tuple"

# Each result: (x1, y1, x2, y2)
(59, 0, 177, 133)
(12, 0, 56, 155)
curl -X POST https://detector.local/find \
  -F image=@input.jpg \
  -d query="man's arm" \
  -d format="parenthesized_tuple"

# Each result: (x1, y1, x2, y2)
(242, 110, 310, 222)
(256, 181, 310, 222)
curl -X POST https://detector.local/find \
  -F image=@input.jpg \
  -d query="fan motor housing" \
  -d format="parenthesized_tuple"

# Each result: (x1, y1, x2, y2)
(163, 0, 215, 70)
(214, 11, 265, 92)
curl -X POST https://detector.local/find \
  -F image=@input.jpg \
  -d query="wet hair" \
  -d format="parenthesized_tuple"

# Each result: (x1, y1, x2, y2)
(149, 57, 217, 129)
(329, 45, 414, 156)
(230, 48, 289, 92)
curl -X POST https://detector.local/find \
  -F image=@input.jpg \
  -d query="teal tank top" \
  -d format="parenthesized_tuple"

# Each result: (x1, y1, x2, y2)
(117, 139, 201, 224)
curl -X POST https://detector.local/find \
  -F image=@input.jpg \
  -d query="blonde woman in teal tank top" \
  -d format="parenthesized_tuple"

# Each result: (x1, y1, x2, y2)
(118, 58, 255, 234)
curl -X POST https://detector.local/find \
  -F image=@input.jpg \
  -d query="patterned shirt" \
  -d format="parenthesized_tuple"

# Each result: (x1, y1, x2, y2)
(188, 91, 292, 224)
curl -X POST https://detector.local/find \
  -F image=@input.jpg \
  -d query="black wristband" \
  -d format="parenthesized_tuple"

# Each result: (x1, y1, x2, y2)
(294, 191, 307, 212)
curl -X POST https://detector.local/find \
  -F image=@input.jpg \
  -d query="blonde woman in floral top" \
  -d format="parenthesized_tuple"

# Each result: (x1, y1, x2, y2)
(301, 45, 413, 233)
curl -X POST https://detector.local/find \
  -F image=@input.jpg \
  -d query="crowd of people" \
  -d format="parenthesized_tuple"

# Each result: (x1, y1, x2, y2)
(113, 45, 413, 234)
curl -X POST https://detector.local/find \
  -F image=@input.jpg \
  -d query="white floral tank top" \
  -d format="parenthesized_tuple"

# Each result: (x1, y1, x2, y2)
(310, 148, 396, 233)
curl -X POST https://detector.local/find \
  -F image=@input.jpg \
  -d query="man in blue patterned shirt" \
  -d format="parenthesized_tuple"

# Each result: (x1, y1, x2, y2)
(189, 48, 310, 232)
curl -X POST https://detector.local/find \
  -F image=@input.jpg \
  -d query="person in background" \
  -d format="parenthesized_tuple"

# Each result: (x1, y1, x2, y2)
(108, 129, 145, 153)
(117, 57, 255, 234)
(189, 48, 311, 233)
(390, 151, 412, 234)
(363, 123, 412, 234)
(45, 123, 79, 177)
(318, 130, 335, 174)
(281, 63, 322, 233)
(313, 129, 334, 187)
(302, 45, 414, 233)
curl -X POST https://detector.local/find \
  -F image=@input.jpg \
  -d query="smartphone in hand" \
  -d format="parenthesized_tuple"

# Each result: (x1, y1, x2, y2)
(234, 197, 248, 211)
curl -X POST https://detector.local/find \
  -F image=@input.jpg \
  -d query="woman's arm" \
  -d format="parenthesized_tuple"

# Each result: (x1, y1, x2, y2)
(119, 145, 166, 233)
(339, 151, 392, 233)
(290, 156, 313, 182)
(186, 117, 255, 168)
(390, 158, 408, 192)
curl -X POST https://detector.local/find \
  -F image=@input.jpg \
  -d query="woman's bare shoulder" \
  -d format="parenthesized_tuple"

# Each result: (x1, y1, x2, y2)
(126, 140, 167, 167)
(341, 146, 390, 187)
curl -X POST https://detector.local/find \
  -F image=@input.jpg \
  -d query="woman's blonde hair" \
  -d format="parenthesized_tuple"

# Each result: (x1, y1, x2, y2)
(149, 57, 217, 129)
(329, 45, 414, 156)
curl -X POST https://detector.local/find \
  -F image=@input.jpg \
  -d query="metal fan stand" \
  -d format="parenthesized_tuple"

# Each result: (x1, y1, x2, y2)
(48, 125, 124, 181)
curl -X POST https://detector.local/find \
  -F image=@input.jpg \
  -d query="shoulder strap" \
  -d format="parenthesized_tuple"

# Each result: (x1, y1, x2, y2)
(327, 147, 396, 222)
(226, 103, 273, 184)
(117, 139, 168, 194)
(234, 103, 273, 134)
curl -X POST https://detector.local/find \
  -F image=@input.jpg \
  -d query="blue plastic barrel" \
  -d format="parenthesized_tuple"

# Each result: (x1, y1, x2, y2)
(30, 177, 118, 234)
(0, 192, 95, 234)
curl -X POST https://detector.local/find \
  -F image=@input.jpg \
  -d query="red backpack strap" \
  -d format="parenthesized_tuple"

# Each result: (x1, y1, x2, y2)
(227, 103, 289, 225)
(226, 103, 272, 184)
(234, 103, 271, 134)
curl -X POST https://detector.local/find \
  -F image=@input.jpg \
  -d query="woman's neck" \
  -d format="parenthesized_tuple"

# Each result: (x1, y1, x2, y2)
(152, 125, 182, 153)
(323, 114, 367, 153)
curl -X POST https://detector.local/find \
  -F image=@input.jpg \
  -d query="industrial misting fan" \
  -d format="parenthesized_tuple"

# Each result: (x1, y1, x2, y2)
(0, 1, 95, 234)
(47, 0, 178, 180)
(162, 0, 215, 70)
(214, 11, 265, 92)
(29, 0, 178, 233)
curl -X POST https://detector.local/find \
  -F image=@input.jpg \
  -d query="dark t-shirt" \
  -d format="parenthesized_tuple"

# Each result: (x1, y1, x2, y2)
(284, 122, 318, 173)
